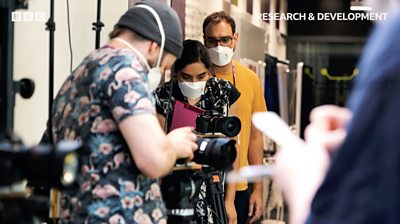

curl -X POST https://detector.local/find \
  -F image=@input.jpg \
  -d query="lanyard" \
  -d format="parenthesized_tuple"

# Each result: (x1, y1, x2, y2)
(210, 63, 237, 87)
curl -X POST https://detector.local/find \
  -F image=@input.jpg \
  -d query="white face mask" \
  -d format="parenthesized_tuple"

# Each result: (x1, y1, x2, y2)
(207, 46, 234, 66)
(115, 4, 166, 92)
(178, 81, 207, 100)
(147, 67, 162, 92)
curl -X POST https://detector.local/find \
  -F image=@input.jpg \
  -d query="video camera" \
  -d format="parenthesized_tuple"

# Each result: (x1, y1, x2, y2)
(0, 141, 80, 189)
(196, 110, 241, 138)
(191, 110, 241, 170)
(0, 140, 81, 224)
(162, 110, 242, 224)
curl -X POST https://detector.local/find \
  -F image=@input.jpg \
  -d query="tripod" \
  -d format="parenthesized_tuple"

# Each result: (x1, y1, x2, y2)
(163, 134, 236, 224)
(162, 167, 229, 224)
(200, 167, 228, 224)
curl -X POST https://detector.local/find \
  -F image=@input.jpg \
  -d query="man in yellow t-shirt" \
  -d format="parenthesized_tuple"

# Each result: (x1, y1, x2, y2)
(203, 11, 267, 224)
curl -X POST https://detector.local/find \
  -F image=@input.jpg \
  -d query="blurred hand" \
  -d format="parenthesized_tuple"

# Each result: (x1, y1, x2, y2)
(248, 188, 263, 223)
(166, 127, 197, 161)
(272, 105, 352, 224)
(305, 105, 352, 152)
(273, 143, 330, 224)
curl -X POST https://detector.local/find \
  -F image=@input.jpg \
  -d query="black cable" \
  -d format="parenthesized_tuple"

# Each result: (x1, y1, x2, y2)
(66, 0, 73, 73)
(204, 172, 226, 224)
(210, 208, 224, 224)
(195, 180, 224, 224)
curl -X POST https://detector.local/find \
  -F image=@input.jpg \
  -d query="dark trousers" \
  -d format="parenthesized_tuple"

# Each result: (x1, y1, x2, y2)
(234, 189, 250, 224)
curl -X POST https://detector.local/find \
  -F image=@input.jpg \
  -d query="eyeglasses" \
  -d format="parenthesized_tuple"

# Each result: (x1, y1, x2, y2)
(205, 36, 233, 48)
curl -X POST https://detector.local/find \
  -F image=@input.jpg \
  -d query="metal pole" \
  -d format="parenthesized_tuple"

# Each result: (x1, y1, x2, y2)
(93, 0, 104, 49)
(45, 0, 55, 143)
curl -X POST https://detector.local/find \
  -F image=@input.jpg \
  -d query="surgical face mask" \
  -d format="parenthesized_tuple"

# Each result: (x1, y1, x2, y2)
(207, 46, 234, 66)
(115, 37, 163, 92)
(178, 81, 207, 100)
(147, 67, 162, 92)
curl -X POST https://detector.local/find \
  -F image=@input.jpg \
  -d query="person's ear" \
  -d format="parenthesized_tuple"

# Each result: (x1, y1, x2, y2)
(146, 42, 161, 67)
(233, 33, 239, 49)
(148, 42, 160, 58)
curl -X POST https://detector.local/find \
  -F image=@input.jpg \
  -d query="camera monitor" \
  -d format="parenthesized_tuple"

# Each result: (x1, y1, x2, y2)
(170, 100, 204, 131)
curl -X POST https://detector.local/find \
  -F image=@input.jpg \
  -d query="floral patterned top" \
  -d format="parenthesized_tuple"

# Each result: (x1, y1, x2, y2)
(48, 46, 166, 224)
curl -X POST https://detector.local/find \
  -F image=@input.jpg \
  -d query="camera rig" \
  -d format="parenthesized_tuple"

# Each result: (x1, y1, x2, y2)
(161, 108, 241, 224)
(0, 137, 81, 224)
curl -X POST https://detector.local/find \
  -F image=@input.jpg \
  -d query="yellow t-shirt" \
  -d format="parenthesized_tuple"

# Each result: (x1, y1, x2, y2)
(214, 60, 267, 191)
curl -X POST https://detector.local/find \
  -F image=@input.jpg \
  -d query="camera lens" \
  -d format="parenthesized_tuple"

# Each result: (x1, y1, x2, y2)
(213, 116, 241, 137)
(0, 141, 81, 189)
(193, 138, 236, 170)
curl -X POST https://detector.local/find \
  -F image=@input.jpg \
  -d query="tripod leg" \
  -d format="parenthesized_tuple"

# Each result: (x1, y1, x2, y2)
(205, 171, 227, 224)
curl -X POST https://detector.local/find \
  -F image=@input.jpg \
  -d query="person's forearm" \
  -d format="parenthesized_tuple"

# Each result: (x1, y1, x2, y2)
(226, 139, 240, 202)
(225, 141, 239, 224)
(225, 182, 236, 202)
(158, 140, 178, 175)
(248, 137, 263, 191)
(248, 125, 264, 166)
(248, 125, 264, 192)
(136, 139, 177, 178)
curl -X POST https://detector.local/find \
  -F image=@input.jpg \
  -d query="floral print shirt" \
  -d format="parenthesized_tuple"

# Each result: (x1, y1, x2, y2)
(49, 46, 166, 224)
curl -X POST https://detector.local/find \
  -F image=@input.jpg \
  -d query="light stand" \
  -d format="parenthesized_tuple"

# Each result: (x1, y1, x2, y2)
(45, 0, 55, 143)
(92, 0, 104, 49)
(45, 1, 62, 223)
(0, 0, 29, 139)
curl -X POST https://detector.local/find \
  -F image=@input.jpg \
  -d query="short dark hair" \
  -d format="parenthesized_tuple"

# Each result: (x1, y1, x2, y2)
(173, 39, 211, 73)
(109, 25, 127, 39)
(202, 11, 236, 35)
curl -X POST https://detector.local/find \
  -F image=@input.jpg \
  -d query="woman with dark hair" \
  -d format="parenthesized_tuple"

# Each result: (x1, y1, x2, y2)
(154, 39, 240, 132)
(153, 39, 241, 223)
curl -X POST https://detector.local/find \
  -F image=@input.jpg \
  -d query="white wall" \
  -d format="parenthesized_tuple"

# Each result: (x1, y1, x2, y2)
(184, 0, 287, 61)
(184, 0, 224, 41)
(13, 0, 127, 145)
(267, 0, 287, 60)
(12, 0, 288, 145)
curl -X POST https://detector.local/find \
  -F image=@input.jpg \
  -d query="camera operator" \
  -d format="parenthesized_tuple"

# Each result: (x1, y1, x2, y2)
(41, 1, 197, 223)
(153, 39, 240, 223)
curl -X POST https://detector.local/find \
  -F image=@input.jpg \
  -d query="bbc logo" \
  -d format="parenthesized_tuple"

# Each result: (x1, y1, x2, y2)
(12, 11, 46, 22)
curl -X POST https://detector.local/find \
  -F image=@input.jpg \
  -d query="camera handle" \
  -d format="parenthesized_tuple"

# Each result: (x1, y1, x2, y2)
(203, 168, 228, 224)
